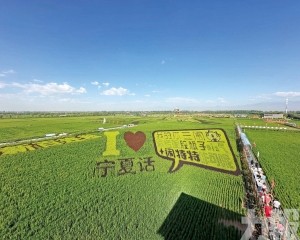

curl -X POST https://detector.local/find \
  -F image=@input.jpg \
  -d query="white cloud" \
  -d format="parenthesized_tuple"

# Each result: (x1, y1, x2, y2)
(145, 94, 151, 97)
(32, 79, 43, 83)
(11, 82, 86, 95)
(3, 69, 15, 74)
(0, 93, 95, 111)
(91, 81, 99, 86)
(0, 69, 15, 77)
(57, 97, 91, 104)
(166, 97, 199, 104)
(58, 98, 72, 102)
(102, 82, 110, 87)
(248, 94, 273, 102)
(203, 97, 229, 106)
(76, 87, 87, 93)
(217, 97, 227, 103)
(274, 91, 300, 98)
(101, 87, 134, 96)
(161, 60, 166, 65)
(204, 97, 228, 104)
(0, 82, 6, 88)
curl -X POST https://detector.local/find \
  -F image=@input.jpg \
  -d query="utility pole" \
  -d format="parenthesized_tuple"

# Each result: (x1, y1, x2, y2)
(285, 98, 288, 116)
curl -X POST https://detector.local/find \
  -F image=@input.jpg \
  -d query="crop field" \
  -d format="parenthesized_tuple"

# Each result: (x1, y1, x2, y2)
(0, 134, 100, 156)
(245, 129, 300, 236)
(245, 129, 300, 208)
(1, 115, 299, 239)
(0, 116, 247, 239)
(0, 115, 140, 142)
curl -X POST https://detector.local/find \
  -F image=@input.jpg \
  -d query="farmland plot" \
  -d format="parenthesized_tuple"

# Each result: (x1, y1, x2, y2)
(246, 129, 300, 237)
(1, 117, 246, 239)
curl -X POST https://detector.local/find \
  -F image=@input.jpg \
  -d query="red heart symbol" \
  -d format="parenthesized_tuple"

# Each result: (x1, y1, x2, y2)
(124, 131, 146, 152)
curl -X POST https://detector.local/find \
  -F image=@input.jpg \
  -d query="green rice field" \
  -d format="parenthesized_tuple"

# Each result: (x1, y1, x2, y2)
(0, 115, 299, 238)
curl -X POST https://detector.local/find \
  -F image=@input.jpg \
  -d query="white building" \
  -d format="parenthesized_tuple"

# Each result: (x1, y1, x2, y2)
(263, 113, 284, 119)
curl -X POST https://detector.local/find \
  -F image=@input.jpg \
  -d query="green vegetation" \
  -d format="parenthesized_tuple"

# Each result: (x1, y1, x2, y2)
(1, 114, 299, 238)
(246, 129, 300, 237)
(0, 115, 142, 142)
(0, 134, 100, 156)
(246, 129, 300, 210)
(0, 116, 246, 239)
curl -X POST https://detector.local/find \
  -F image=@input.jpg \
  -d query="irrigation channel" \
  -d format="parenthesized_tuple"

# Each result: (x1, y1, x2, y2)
(237, 125, 299, 240)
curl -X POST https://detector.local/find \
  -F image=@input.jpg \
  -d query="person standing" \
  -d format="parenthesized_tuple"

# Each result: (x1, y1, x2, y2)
(273, 199, 281, 213)
(264, 204, 272, 218)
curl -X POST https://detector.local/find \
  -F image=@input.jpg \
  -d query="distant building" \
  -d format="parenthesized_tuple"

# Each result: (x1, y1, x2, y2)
(174, 108, 180, 115)
(263, 113, 284, 119)
(234, 114, 248, 118)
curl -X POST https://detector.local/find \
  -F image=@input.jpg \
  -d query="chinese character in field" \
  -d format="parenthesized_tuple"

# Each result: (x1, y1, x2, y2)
(196, 141, 206, 150)
(193, 131, 205, 140)
(180, 140, 189, 149)
(118, 158, 136, 175)
(186, 150, 200, 162)
(175, 149, 187, 160)
(165, 148, 175, 158)
(163, 132, 172, 139)
(138, 156, 155, 172)
(188, 140, 198, 150)
(94, 160, 115, 177)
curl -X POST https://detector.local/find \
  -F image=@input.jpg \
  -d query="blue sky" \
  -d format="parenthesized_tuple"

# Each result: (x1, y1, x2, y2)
(1, 0, 300, 111)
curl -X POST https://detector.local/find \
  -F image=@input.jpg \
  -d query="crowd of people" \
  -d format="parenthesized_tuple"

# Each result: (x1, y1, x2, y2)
(238, 127, 296, 239)
(250, 159, 285, 239)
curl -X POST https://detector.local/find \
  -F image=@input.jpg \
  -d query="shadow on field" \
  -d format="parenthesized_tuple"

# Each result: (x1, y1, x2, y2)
(157, 193, 246, 240)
